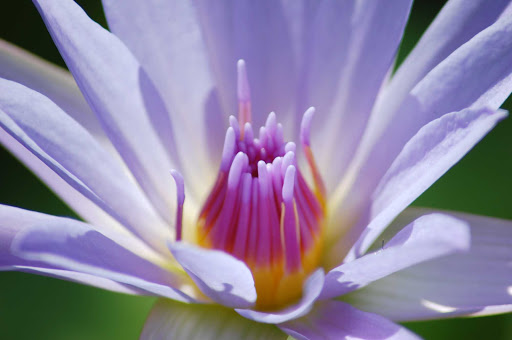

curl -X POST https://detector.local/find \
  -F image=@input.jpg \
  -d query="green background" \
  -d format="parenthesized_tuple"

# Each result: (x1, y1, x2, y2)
(0, 1, 511, 339)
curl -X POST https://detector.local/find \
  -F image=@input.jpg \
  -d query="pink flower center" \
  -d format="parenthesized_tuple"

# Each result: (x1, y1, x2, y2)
(182, 60, 326, 309)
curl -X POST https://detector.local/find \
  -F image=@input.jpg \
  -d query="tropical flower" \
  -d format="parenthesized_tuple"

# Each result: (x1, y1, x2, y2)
(1, 0, 512, 339)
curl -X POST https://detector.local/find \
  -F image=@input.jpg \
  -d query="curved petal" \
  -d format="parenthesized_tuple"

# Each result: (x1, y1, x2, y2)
(236, 269, 324, 324)
(321, 213, 470, 300)
(141, 299, 286, 340)
(0, 40, 131, 229)
(33, 0, 181, 221)
(169, 242, 256, 308)
(308, 0, 412, 189)
(0, 79, 169, 253)
(279, 301, 420, 340)
(344, 208, 512, 321)
(0, 39, 107, 144)
(376, 0, 511, 129)
(333, 11, 512, 233)
(102, 0, 225, 202)
(8, 266, 144, 295)
(0, 203, 144, 295)
(346, 107, 506, 259)
(5, 205, 193, 302)
(0, 128, 122, 232)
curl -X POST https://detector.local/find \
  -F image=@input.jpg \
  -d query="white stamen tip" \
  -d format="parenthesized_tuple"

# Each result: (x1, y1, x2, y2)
(237, 59, 251, 102)
(301, 107, 316, 146)
(282, 165, 296, 201)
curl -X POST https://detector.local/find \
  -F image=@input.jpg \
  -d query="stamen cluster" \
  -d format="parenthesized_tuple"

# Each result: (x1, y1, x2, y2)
(197, 109, 325, 309)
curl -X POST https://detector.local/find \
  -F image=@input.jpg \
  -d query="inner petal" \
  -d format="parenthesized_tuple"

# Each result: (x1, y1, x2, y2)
(195, 60, 326, 310)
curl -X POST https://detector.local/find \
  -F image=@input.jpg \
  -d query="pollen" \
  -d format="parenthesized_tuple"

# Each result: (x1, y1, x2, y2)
(195, 60, 326, 310)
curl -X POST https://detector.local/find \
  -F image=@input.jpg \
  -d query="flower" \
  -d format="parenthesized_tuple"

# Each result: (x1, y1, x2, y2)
(1, 0, 512, 339)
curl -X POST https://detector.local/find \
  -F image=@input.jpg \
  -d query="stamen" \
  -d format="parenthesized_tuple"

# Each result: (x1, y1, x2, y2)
(301, 107, 327, 205)
(281, 165, 301, 272)
(237, 59, 251, 136)
(170, 169, 185, 241)
(196, 62, 325, 309)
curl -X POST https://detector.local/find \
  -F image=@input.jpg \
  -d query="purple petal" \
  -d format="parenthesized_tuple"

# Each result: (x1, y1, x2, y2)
(0, 205, 142, 295)
(102, 0, 226, 201)
(0, 79, 170, 253)
(190, 1, 297, 132)
(347, 107, 506, 259)
(0, 40, 127, 228)
(306, 0, 412, 189)
(345, 208, 512, 321)
(333, 12, 512, 239)
(279, 301, 420, 340)
(378, 0, 511, 127)
(321, 213, 470, 300)
(0, 39, 107, 144)
(33, 0, 181, 221)
(141, 299, 286, 340)
(169, 242, 256, 308)
(0, 130, 121, 231)
(4, 204, 193, 302)
(9, 266, 144, 295)
(236, 269, 324, 324)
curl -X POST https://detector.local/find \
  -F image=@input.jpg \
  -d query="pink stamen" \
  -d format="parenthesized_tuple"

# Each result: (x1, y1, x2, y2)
(170, 169, 185, 241)
(301, 107, 327, 203)
(195, 62, 325, 309)
(237, 59, 252, 136)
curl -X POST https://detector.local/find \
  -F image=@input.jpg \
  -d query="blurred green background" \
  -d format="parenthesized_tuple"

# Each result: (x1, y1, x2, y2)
(0, 1, 511, 339)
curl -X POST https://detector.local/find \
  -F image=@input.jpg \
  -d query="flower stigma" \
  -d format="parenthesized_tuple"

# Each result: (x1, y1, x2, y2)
(176, 60, 326, 310)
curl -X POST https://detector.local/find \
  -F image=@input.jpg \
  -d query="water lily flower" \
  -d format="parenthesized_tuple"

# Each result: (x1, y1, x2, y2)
(1, 0, 512, 339)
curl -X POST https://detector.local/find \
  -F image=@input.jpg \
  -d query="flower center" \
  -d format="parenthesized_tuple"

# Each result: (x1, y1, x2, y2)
(191, 61, 326, 310)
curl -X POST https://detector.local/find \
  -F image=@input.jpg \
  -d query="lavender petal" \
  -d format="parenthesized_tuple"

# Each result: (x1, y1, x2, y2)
(33, 0, 181, 222)
(322, 213, 470, 300)
(4, 204, 193, 302)
(345, 208, 512, 321)
(348, 107, 507, 259)
(169, 242, 256, 308)
(0, 79, 169, 253)
(279, 301, 421, 340)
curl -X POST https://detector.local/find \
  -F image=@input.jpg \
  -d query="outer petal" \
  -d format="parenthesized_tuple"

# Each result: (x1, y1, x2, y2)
(376, 0, 511, 128)
(0, 39, 106, 144)
(0, 128, 122, 232)
(141, 299, 286, 340)
(346, 107, 506, 259)
(321, 213, 470, 300)
(33, 0, 181, 221)
(0, 40, 127, 230)
(344, 208, 512, 321)
(333, 11, 512, 234)
(169, 242, 256, 308)
(0, 204, 143, 295)
(5, 205, 193, 302)
(236, 269, 324, 324)
(279, 301, 420, 340)
(0, 79, 169, 253)
(306, 0, 412, 189)
(102, 0, 225, 202)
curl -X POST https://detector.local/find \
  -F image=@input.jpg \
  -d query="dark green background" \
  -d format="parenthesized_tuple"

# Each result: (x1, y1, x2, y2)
(0, 1, 511, 339)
